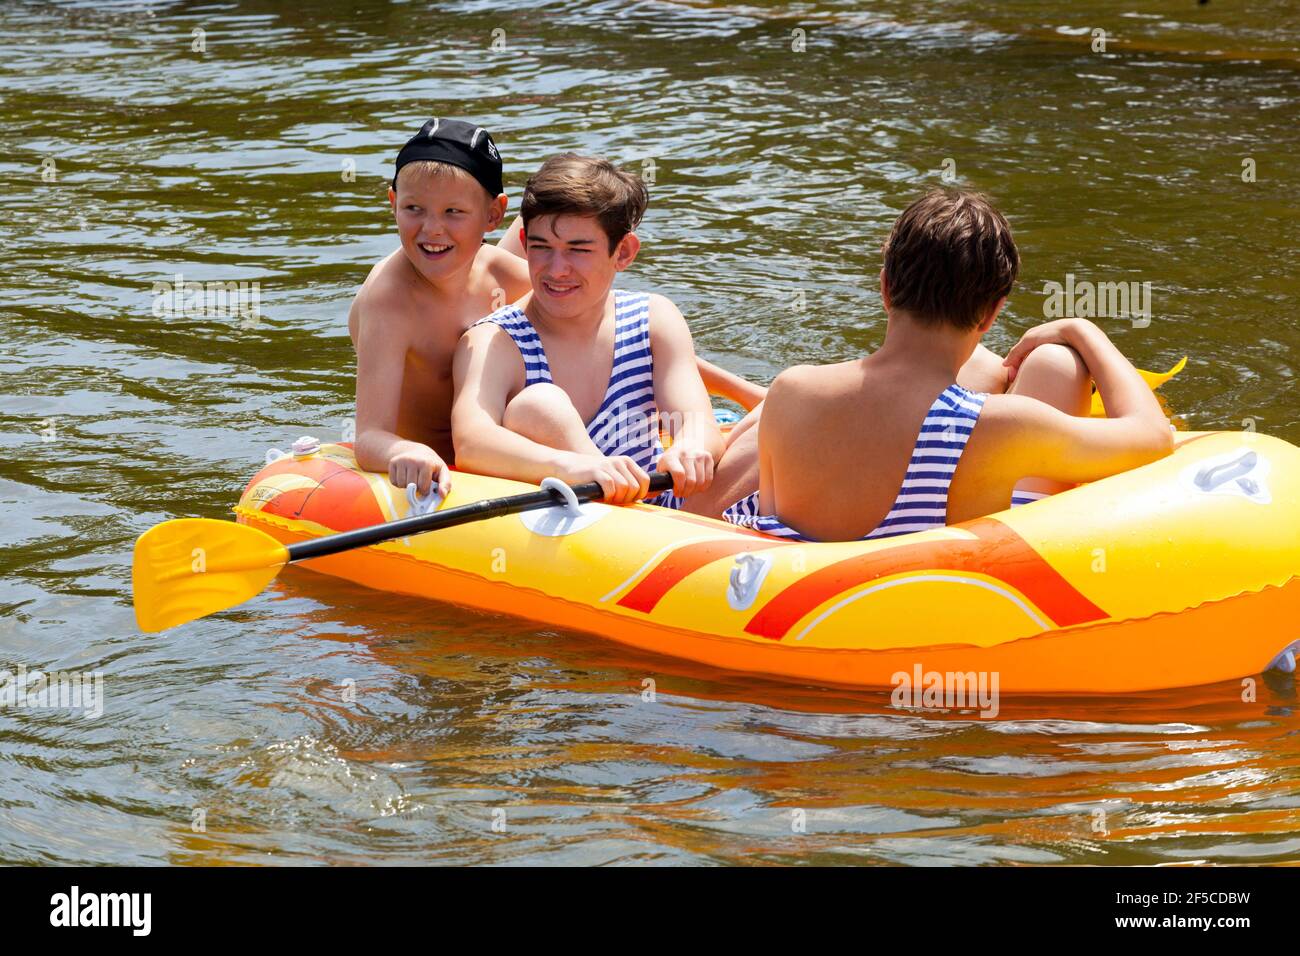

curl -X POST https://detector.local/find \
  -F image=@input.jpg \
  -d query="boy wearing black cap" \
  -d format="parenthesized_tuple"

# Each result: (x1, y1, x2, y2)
(348, 118, 531, 501)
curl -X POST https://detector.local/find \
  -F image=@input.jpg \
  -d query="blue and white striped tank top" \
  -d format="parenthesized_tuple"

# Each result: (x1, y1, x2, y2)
(472, 290, 681, 507)
(722, 383, 988, 541)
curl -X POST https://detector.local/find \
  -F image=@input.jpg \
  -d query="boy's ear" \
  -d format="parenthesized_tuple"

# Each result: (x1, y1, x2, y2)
(879, 269, 892, 311)
(487, 193, 508, 229)
(978, 296, 1007, 334)
(388, 187, 396, 211)
(613, 232, 641, 271)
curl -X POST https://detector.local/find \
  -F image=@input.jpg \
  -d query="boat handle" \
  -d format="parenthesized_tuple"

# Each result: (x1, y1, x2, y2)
(727, 553, 772, 611)
(1194, 450, 1257, 493)
(540, 477, 583, 517)
(406, 482, 444, 516)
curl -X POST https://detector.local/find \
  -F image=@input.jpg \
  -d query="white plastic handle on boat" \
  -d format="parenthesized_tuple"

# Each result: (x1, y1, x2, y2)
(540, 477, 583, 517)
(1184, 448, 1271, 505)
(1194, 449, 1258, 493)
(406, 482, 444, 517)
(727, 553, 773, 611)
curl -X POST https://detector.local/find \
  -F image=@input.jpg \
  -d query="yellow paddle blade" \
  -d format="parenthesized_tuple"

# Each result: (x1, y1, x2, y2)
(1090, 355, 1187, 417)
(132, 518, 290, 633)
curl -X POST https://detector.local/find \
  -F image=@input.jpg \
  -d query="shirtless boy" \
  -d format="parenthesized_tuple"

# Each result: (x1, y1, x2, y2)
(348, 118, 529, 500)
(451, 154, 730, 506)
(721, 188, 1173, 541)
(349, 120, 763, 500)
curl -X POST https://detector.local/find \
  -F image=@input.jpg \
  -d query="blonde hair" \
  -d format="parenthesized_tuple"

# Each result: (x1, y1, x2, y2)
(395, 160, 490, 198)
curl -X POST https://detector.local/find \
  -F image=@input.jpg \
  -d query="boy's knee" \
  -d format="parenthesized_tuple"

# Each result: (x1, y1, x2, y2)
(1016, 344, 1092, 415)
(1021, 343, 1086, 381)
(503, 383, 569, 430)
(503, 382, 586, 447)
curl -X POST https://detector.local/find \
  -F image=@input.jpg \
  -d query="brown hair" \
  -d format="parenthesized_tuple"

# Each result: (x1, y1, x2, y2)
(522, 154, 648, 253)
(881, 188, 1019, 330)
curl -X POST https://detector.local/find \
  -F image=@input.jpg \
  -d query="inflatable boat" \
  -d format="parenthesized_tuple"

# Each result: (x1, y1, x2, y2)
(229, 428, 1300, 694)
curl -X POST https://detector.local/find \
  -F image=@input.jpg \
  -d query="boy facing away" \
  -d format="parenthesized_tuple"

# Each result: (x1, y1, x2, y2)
(451, 154, 733, 506)
(720, 188, 1173, 541)
(348, 120, 764, 501)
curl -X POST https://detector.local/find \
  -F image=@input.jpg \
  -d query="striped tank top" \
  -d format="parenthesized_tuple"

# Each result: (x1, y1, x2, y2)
(722, 383, 989, 541)
(472, 289, 680, 508)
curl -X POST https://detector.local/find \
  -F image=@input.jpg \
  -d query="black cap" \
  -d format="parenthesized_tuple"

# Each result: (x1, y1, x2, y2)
(393, 118, 504, 197)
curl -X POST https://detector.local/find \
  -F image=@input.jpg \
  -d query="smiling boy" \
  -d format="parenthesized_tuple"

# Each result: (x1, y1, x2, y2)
(347, 118, 531, 500)
(451, 154, 725, 505)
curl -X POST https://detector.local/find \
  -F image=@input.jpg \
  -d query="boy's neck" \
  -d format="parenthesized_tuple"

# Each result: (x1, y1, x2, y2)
(875, 309, 981, 379)
(404, 253, 476, 300)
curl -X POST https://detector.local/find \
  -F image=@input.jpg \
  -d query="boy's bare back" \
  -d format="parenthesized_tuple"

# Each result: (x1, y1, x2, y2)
(759, 319, 1172, 540)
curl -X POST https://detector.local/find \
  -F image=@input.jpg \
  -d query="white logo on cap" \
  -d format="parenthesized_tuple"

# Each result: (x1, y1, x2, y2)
(425, 117, 440, 138)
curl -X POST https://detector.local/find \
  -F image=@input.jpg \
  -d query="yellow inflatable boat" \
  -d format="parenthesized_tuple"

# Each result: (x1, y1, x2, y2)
(231, 429, 1300, 695)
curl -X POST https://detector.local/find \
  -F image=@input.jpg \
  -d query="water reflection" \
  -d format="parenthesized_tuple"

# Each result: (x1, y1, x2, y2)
(1, 0, 1297, 864)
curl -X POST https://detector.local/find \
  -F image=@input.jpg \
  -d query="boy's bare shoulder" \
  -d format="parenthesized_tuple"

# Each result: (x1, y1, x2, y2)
(644, 293, 692, 345)
(771, 360, 859, 396)
(477, 242, 530, 295)
(764, 364, 829, 421)
(459, 318, 510, 347)
(645, 291, 681, 313)
(957, 343, 1011, 394)
(349, 250, 419, 344)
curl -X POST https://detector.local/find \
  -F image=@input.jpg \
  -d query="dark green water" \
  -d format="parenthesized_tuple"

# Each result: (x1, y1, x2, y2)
(1, 0, 1298, 865)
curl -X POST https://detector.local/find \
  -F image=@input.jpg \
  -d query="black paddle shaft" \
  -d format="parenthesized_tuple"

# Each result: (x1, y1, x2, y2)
(286, 472, 675, 563)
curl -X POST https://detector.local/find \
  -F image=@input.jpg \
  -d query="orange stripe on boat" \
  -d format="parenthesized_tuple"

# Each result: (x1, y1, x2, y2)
(617, 538, 790, 614)
(743, 517, 1108, 640)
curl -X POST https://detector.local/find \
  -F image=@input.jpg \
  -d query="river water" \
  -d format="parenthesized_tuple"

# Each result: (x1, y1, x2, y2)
(1, 0, 1298, 865)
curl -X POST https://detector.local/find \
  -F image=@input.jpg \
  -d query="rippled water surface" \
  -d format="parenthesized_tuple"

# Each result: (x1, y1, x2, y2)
(2, 0, 1298, 865)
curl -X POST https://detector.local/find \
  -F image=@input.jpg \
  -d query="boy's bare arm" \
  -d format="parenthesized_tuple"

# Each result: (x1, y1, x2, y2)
(697, 356, 767, 410)
(753, 370, 802, 514)
(648, 295, 726, 496)
(452, 326, 658, 503)
(353, 298, 450, 496)
(451, 327, 578, 480)
(988, 319, 1172, 484)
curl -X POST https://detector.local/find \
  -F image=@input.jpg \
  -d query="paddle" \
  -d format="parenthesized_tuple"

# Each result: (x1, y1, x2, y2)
(132, 472, 674, 633)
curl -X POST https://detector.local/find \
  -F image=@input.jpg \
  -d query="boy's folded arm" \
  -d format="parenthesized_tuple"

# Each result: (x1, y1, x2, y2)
(987, 393, 1172, 488)
(451, 326, 571, 482)
(648, 295, 725, 461)
(990, 318, 1172, 486)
